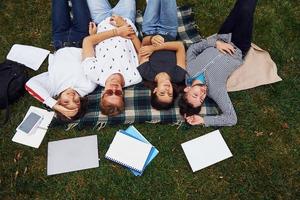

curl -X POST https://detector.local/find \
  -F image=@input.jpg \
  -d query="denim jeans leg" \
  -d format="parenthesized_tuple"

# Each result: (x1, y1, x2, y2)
(157, 0, 178, 38)
(142, 0, 178, 38)
(52, 0, 71, 49)
(69, 0, 91, 43)
(87, 0, 112, 24)
(112, 0, 136, 23)
(142, 0, 161, 35)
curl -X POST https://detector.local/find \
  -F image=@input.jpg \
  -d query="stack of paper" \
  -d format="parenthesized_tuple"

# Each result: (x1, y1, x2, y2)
(12, 106, 54, 148)
(105, 126, 159, 176)
(181, 130, 233, 172)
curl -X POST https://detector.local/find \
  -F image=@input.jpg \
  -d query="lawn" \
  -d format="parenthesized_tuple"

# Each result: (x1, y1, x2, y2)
(0, 0, 299, 199)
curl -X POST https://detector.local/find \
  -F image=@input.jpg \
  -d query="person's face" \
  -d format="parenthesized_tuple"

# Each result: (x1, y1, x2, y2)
(184, 84, 207, 107)
(59, 88, 81, 110)
(153, 79, 173, 103)
(103, 74, 124, 106)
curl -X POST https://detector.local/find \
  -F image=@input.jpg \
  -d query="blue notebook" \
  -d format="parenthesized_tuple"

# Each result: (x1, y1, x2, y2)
(121, 126, 159, 176)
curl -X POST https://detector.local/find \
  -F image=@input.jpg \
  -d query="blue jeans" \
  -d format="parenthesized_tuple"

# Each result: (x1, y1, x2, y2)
(87, 0, 136, 24)
(142, 0, 178, 39)
(52, 0, 91, 50)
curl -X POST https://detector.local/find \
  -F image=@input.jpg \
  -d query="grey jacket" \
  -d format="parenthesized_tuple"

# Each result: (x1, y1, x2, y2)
(186, 34, 243, 126)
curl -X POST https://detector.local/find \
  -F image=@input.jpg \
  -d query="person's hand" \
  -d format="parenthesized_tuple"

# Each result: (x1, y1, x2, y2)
(128, 33, 137, 40)
(139, 45, 154, 58)
(151, 35, 164, 46)
(110, 15, 127, 27)
(216, 40, 235, 55)
(185, 114, 204, 126)
(89, 22, 97, 35)
(53, 104, 78, 119)
(116, 24, 135, 38)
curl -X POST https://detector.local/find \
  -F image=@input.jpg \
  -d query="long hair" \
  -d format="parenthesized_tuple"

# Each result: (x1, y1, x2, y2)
(55, 96, 89, 122)
(143, 81, 179, 110)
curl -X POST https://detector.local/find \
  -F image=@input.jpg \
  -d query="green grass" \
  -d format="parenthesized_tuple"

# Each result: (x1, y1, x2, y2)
(0, 0, 299, 199)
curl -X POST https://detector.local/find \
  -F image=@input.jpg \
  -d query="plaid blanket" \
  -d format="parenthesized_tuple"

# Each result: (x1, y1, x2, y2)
(74, 84, 218, 129)
(66, 5, 218, 129)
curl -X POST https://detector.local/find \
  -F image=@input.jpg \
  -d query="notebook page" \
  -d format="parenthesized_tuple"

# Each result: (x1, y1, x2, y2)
(105, 131, 152, 172)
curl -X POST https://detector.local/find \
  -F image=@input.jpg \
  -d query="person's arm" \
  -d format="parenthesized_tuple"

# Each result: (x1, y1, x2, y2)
(186, 39, 212, 63)
(82, 25, 135, 59)
(185, 87, 237, 127)
(130, 34, 142, 53)
(25, 72, 57, 108)
(142, 36, 152, 46)
(142, 35, 165, 46)
(25, 73, 78, 118)
(139, 41, 186, 68)
(203, 87, 237, 126)
(109, 15, 141, 53)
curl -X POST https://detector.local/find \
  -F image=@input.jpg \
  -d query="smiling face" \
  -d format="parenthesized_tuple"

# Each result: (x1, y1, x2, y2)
(184, 83, 207, 107)
(103, 73, 124, 107)
(153, 79, 174, 104)
(58, 88, 81, 111)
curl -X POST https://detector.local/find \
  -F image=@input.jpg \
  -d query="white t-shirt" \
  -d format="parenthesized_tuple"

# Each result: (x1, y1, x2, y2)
(25, 47, 97, 108)
(83, 17, 142, 87)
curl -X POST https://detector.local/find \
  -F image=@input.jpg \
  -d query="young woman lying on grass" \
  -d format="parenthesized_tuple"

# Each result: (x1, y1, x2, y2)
(26, 0, 97, 121)
(137, 0, 187, 110)
(179, 0, 258, 127)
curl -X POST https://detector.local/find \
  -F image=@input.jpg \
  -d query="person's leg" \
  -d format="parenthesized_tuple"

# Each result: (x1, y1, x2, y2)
(157, 0, 178, 39)
(142, 0, 161, 36)
(87, 0, 112, 24)
(218, 0, 258, 55)
(142, 0, 178, 39)
(52, 0, 71, 49)
(68, 0, 91, 44)
(112, 0, 136, 23)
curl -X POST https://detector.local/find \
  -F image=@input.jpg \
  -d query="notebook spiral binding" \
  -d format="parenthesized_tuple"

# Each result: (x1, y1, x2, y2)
(104, 155, 143, 173)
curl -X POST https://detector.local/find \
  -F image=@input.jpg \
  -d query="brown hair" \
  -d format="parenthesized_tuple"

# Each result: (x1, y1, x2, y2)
(55, 96, 89, 122)
(178, 93, 202, 117)
(100, 96, 125, 116)
(144, 81, 180, 110)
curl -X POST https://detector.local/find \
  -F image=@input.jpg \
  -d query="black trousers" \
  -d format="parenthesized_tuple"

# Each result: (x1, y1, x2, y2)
(218, 0, 258, 55)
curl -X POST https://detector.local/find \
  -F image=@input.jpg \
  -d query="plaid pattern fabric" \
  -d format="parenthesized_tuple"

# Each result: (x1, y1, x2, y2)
(75, 84, 218, 129)
(135, 6, 202, 48)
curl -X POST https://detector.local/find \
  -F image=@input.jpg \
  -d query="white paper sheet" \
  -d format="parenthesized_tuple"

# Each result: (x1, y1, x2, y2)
(47, 135, 99, 175)
(12, 106, 54, 148)
(181, 130, 233, 172)
(7, 44, 50, 71)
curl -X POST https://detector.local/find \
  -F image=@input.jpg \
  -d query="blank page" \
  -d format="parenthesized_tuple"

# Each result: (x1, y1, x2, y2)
(47, 135, 99, 175)
(181, 130, 233, 172)
(105, 131, 152, 172)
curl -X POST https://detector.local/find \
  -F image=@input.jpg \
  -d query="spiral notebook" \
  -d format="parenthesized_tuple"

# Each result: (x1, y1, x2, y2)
(105, 131, 153, 172)
(124, 126, 159, 176)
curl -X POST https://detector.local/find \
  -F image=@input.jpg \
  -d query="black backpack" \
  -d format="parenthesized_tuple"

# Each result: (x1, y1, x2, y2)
(0, 60, 28, 124)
